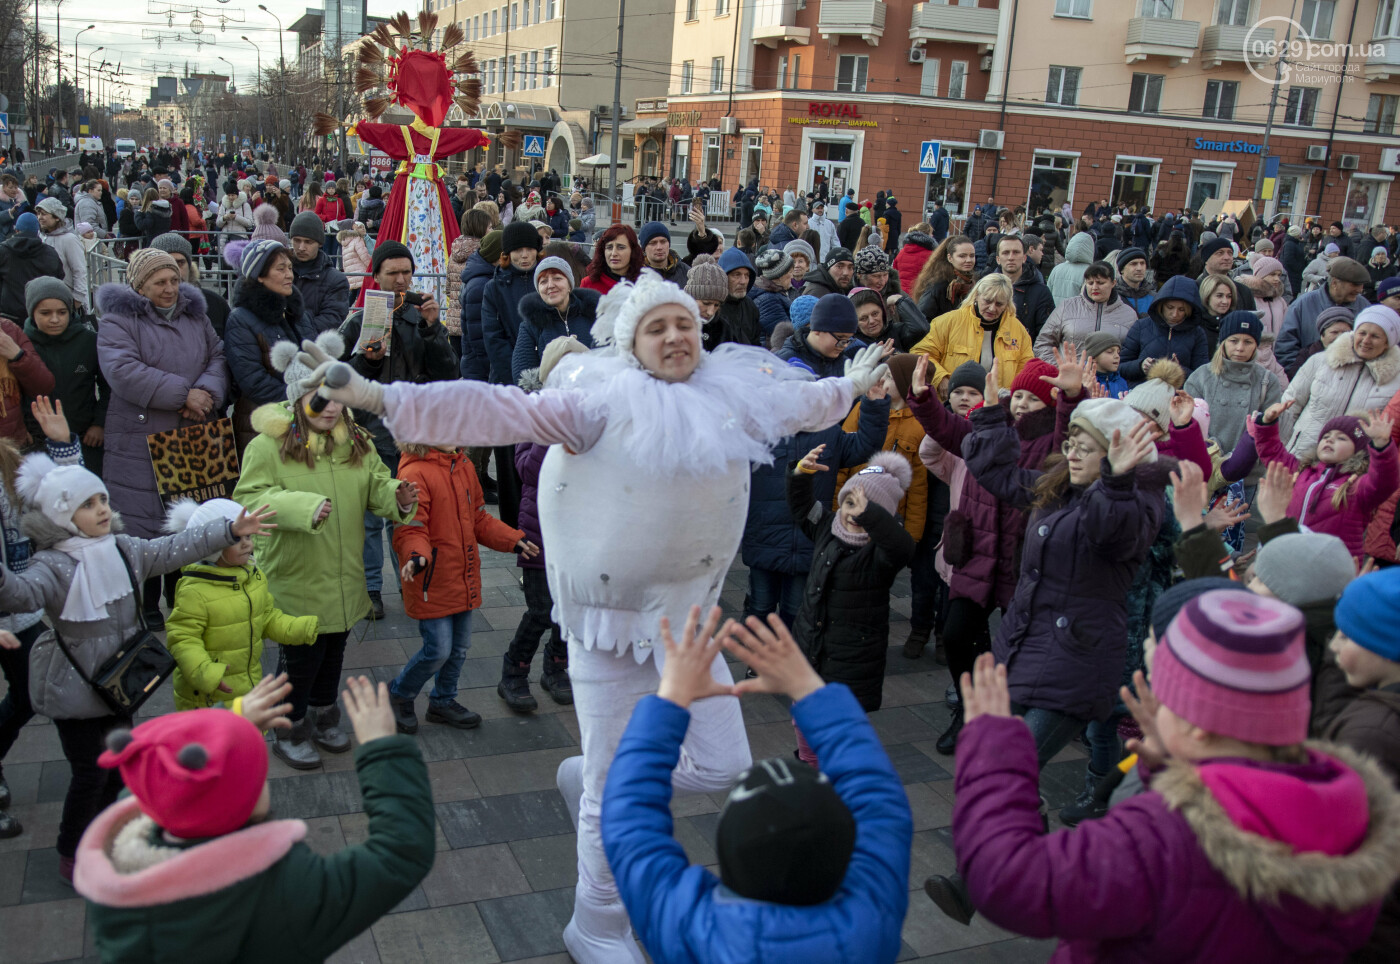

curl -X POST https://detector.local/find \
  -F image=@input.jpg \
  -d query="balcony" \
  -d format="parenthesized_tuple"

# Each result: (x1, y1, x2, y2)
(1365, 38, 1400, 81)
(1201, 23, 1275, 69)
(753, 0, 812, 47)
(909, 2, 999, 51)
(1125, 16, 1200, 64)
(817, 0, 886, 47)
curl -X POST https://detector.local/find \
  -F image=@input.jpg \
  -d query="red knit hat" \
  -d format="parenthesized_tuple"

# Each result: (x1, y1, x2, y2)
(1009, 358, 1057, 409)
(99, 710, 269, 838)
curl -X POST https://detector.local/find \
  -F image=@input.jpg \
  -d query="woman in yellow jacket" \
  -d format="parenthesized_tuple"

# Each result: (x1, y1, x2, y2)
(835, 353, 928, 542)
(911, 273, 1035, 396)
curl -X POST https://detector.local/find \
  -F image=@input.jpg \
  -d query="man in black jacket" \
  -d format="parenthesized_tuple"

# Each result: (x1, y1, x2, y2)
(988, 235, 1054, 338)
(289, 212, 352, 333)
(837, 205, 865, 251)
(801, 247, 855, 299)
(339, 240, 458, 618)
(0, 213, 64, 322)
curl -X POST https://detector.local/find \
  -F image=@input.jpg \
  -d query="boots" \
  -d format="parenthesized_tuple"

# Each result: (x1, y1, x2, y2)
(273, 716, 323, 769)
(1059, 766, 1110, 827)
(924, 873, 976, 926)
(308, 703, 351, 753)
(498, 658, 538, 713)
(935, 703, 964, 756)
(540, 656, 573, 705)
(933, 639, 948, 665)
(391, 696, 419, 734)
(902, 627, 930, 660)
(367, 591, 385, 621)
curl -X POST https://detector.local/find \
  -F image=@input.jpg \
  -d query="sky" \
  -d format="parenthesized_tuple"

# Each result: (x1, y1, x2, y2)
(38, 0, 406, 103)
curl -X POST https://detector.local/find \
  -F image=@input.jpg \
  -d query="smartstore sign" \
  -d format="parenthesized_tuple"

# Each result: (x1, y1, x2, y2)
(1244, 17, 1382, 85)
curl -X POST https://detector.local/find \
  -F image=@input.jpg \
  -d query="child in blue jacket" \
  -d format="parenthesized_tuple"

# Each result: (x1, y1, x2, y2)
(601, 607, 912, 964)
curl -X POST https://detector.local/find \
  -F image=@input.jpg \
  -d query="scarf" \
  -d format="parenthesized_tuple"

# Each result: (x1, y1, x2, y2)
(830, 513, 869, 547)
(947, 271, 973, 307)
(0, 356, 15, 418)
(55, 533, 132, 622)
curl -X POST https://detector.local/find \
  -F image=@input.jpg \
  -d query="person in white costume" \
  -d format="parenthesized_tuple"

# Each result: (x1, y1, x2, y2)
(294, 275, 890, 964)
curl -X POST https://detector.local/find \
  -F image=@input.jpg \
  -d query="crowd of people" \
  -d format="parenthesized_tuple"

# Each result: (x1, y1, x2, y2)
(3, 144, 1400, 962)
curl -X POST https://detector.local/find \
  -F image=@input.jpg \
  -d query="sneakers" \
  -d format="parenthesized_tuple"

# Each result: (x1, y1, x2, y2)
(541, 657, 573, 705)
(924, 873, 976, 926)
(935, 703, 963, 756)
(308, 703, 351, 753)
(426, 700, 482, 729)
(390, 696, 419, 735)
(498, 660, 539, 713)
(902, 628, 930, 660)
(367, 591, 385, 621)
(272, 717, 323, 770)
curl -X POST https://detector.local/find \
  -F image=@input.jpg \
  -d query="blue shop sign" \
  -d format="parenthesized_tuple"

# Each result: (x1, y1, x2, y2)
(1193, 137, 1265, 154)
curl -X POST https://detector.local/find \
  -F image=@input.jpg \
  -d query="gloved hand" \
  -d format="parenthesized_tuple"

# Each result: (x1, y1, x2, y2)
(297, 339, 386, 415)
(843, 342, 890, 398)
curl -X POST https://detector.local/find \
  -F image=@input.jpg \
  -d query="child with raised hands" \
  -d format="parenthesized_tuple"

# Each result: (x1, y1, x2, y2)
(938, 594, 1400, 962)
(75, 675, 437, 963)
(1251, 398, 1399, 559)
(600, 607, 912, 964)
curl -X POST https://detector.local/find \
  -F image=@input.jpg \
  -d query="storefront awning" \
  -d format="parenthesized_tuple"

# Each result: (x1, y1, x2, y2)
(620, 117, 666, 134)
(479, 102, 559, 130)
(579, 153, 612, 166)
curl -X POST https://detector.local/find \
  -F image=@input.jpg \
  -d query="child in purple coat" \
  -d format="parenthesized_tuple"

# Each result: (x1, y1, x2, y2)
(943, 593, 1400, 962)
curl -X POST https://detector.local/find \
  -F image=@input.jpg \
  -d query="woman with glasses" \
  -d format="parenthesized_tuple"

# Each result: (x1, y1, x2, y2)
(910, 274, 1034, 400)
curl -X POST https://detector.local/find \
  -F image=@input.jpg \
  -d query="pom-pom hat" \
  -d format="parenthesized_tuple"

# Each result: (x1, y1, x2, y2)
(837, 450, 912, 516)
(16, 454, 107, 535)
(271, 330, 346, 404)
(165, 498, 247, 564)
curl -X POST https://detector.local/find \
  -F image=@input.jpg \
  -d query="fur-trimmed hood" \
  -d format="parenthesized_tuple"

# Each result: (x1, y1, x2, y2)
(1154, 740, 1400, 912)
(1323, 330, 1400, 385)
(1298, 445, 1371, 478)
(249, 400, 355, 447)
(96, 281, 208, 323)
(20, 507, 123, 551)
(1014, 403, 1057, 441)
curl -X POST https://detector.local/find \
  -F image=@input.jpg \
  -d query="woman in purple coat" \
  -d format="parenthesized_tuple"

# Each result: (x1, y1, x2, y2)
(96, 248, 227, 626)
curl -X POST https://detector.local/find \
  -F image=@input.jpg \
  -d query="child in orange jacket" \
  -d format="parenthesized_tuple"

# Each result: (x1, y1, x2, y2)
(388, 443, 538, 734)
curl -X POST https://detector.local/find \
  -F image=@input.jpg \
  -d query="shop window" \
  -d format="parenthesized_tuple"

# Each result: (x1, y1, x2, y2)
(1055, 0, 1091, 17)
(744, 133, 762, 184)
(704, 133, 720, 181)
(1112, 160, 1157, 212)
(1203, 80, 1238, 120)
(681, 61, 694, 94)
(1217, 0, 1250, 26)
(1344, 177, 1387, 229)
(1029, 153, 1076, 215)
(1284, 86, 1320, 126)
(837, 55, 869, 93)
(920, 59, 940, 97)
(1129, 73, 1164, 113)
(948, 61, 967, 100)
(925, 147, 972, 216)
(711, 56, 725, 93)
(641, 138, 660, 177)
(1367, 93, 1400, 134)
(1046, 66, 1081, 106)
(1300, 0, 1335, 38)
(672, 137, 690, 180)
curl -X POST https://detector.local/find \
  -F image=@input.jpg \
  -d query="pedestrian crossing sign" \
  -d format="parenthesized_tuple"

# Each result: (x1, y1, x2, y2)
(918, 140, 942, 174)
(0, 114, 8, 136)
(523, 135, 546, 157)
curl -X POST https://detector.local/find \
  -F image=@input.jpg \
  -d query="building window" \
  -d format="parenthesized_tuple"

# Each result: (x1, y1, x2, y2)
(529, 50, 538, 89)
(686, 0, 698, 20)
(920, 58, 940, 97)
(1217, 0, 1249, 26)
(1300, 0, 1335, 38)
(743, 133, 762, 183)
(491, 9, 497, 34)
(1112, 160, 1157, 210)
(1142, 0, 1175, 17)
(836, 55, 869, 93)
(1284, 86, 1320, 126)
(716, 0, 729, 14)
(547, 0, 557, 19)
(792, 55, 801, 88)
(1367, 93, 1400, 134)
(672, 136, 690, 179)
(703, 133, 720, 180)
(1203, 79, 1238, 119)
(1129, 73, 1164, 113)
(522, 0, 530, 26)
(948, 61, 967, 99)
(535, 0, 542, 22)
(681, 60, 694, 94)
(506, 55, 516, 91)
(1054, 0, 1091, 17)
(511, 2, 517, 28)
(486, 60, 495, 94)
(640, 137, 660, 177)
(1029, 153, 1076, 215)
(710, 56, 725, 92)
(778, 54, 788, 88)
(543, 47, 555, 87)
(1046, 65, 1081, 106)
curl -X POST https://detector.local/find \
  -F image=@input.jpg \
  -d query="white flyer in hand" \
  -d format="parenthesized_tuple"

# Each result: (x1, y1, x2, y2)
(358, 289, 394, 357)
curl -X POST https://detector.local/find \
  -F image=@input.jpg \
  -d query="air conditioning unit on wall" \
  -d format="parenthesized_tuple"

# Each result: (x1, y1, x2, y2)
(909, 47, 927, 64)
(1339, 154, 1361, 170)
(1306, 144, 1328, 162)
(979, 129, 1005, 151)
(980, 54, 993, 71)
(719, 117, 739, 135)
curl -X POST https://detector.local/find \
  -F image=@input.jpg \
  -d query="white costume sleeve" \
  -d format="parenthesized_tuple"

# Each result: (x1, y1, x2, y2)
(766, 376, 860, 436)
(382, 380, 606, 452)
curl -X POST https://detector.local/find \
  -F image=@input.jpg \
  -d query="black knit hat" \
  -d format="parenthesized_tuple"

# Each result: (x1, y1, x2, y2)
(370, 240, 415, 275)
(948, 360, 986, 395)
(503, 220, 543, 254)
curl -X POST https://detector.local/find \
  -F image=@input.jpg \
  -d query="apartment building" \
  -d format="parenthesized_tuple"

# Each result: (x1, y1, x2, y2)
(663, 0, 1400, 227)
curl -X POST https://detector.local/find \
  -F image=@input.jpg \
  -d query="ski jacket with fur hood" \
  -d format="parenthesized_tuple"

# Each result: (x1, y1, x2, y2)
(954, 714, 1400, 963)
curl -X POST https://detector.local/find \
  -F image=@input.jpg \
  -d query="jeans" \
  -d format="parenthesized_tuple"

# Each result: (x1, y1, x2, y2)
(506, 568, 566, 665)
(744, 568, 805, 626)
(1015, 702, 1091, 768)
(283, 630, 352, 722)
(1085, 716, 1124, 777)
(0, 623, 42, 778)
(392, 610, 474, 705)
(55, 714, 129, 857)
(362, 511, 402, 593)
(909, 534, 941, 635)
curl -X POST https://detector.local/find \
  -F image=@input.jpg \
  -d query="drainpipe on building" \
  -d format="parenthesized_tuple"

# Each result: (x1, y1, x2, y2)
(989, 0, 1019, 200)
(1314, 0, 1361, 222)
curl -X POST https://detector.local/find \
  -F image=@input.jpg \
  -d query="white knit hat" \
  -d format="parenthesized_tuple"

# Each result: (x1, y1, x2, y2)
(164, 498, 245, 564)
(1069, 398, 1158, 461)
(592, 270, 701, 366)
(16, 454, 108, 535)
(271, 330, 345, 404)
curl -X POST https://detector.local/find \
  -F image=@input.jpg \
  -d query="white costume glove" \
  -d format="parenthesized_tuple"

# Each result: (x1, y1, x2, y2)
(844, 342, 890, 398)
(297, 340, 386, 415)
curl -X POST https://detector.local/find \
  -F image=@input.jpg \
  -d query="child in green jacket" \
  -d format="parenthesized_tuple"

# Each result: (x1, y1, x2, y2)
(163, 497, 320, 711)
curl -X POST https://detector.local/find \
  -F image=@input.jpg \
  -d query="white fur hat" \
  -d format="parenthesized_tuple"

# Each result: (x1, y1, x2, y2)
(17, 454, 108, 535)
(271, 330, 345, 405)
(591, 270, 701, 366)
(165, 498, 245, 564)
(1069, 398, 1158, 462)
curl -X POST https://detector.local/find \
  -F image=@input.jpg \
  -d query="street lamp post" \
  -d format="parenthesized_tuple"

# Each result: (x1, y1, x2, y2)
(73, 24, 93, 142)
(84, 48, 102, 139)
(258, 6, 286, 157)
(218, 55, 237, 150)
(240, 36, 264, 154)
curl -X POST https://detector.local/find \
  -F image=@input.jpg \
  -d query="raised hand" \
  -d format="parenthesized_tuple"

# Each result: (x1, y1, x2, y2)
(1204, 497, 1250, 532)
(984, 358, 1001, 405)
(865, 371, 889, 402)
(1044, 344, 1091, 398)
(1255, 460, 1295, 525)
(1260, 398, 1295, 424)
(960, 652, 1012, 724)
(1169, 390, 1196, 429)
(845, 483, 868, 517)
(1121, 671, 1166, 769)
(1168, 459, 1209, 531)
(797, 444, 828, 473)
(342, 676, 397, 745)
(911, 354, 930, 399)
(656, 606, 734, 709)
(1108, 419, 1157, 476)
(231, 504, 277, 538)
(723, 613, 824, 702)
(29, 396, 70, 443)
(1362, 408, 1395, 447)
(843, 341, 890, 397)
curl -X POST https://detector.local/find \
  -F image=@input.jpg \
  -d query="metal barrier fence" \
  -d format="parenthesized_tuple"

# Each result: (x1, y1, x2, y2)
(19, 154, 83, 178)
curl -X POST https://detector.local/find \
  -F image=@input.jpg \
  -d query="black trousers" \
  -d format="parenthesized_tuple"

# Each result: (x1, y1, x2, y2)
(505, 568, 566, 667)
(494, 445, 522, 529)
(282, 630, 352, 722)
(942, 596, 996, 692)
(55, 714, 129, 858)
(0, 622, 43, 779)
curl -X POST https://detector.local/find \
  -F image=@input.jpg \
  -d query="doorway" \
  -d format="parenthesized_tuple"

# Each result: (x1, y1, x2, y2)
(812, 141, 852, 201)
(1187, 169, 1226, 212)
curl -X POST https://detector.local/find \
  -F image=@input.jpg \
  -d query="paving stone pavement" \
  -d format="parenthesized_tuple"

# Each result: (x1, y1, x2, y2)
(0, 528, 1069, 963)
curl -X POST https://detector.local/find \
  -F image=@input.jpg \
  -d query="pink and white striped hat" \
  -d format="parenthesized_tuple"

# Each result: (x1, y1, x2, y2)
(1152, 591, 1310, 746)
